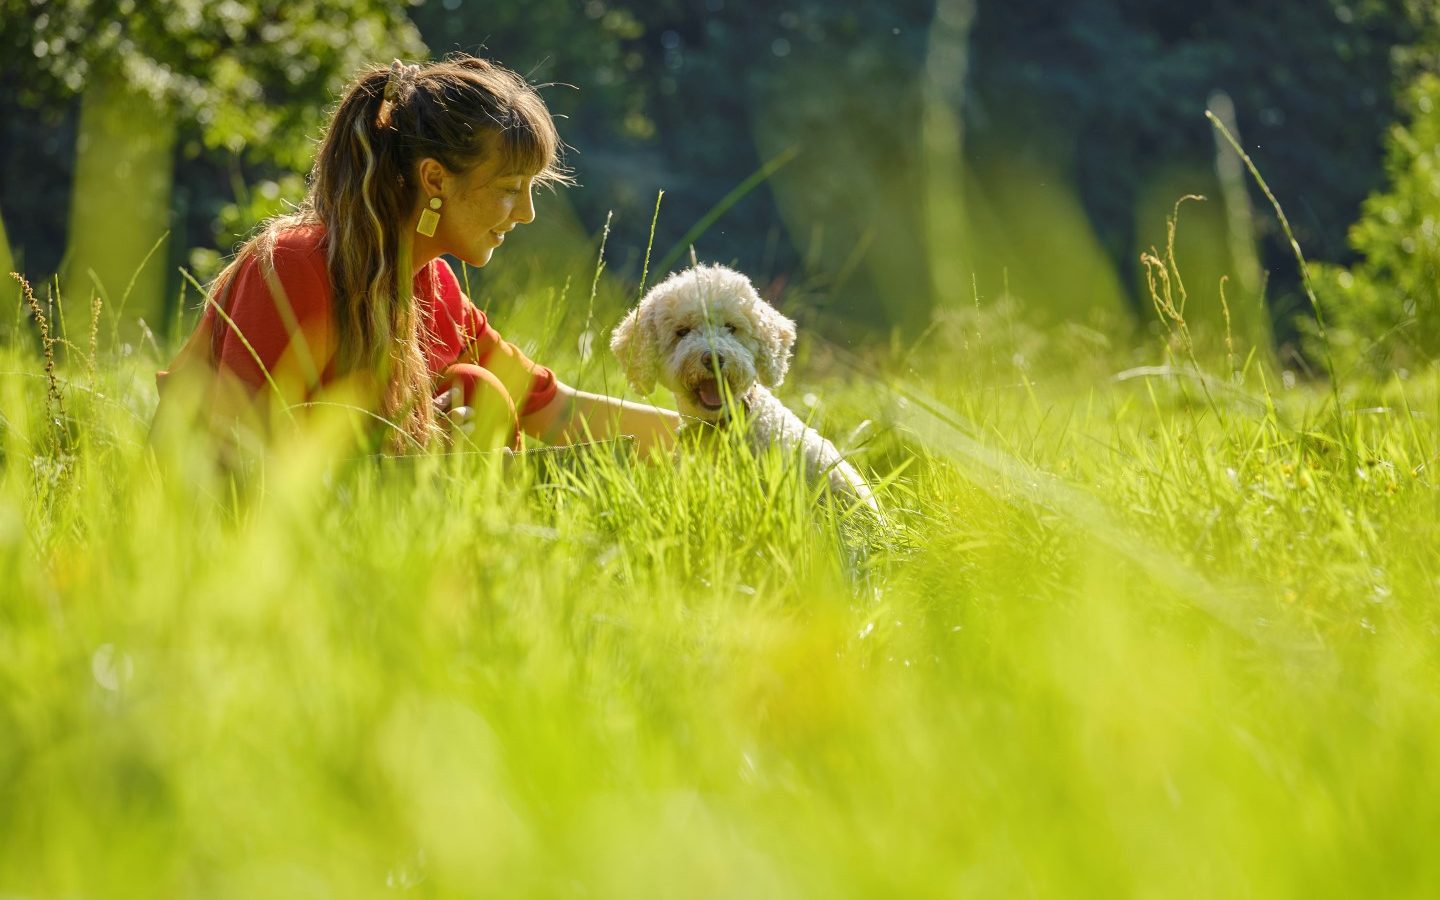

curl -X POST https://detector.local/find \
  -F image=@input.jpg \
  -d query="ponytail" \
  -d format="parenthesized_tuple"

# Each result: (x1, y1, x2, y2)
(314, 64, 433, 452)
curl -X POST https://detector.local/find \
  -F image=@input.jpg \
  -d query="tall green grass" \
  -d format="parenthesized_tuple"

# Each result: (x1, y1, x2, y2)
(3, 239, 1439, 898)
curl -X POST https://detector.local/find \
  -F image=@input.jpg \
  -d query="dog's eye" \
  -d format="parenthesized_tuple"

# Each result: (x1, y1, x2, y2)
(676, 327, 691, 338)
(724, 323, 736, 334)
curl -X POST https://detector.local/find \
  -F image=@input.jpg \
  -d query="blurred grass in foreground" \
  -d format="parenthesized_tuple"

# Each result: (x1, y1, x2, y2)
(3, 249, 1439, 899)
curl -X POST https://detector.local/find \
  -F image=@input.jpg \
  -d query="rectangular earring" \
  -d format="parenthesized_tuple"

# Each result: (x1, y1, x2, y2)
(417, 197, 442, 237)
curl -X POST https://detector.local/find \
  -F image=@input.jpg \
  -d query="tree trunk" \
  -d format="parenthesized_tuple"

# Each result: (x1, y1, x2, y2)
(61, 71, 177, 342)
(0, 203, 15, 305)
(921, 0, 976, 312)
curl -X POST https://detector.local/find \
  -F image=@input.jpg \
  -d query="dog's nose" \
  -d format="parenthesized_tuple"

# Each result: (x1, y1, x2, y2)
(701, 351, 718, 371)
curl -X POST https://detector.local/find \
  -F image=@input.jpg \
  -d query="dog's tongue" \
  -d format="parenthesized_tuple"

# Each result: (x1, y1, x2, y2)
(697, 378, 723, 409)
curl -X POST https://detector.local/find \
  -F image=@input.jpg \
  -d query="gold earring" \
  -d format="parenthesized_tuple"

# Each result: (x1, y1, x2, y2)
(417, 197, 442, 237)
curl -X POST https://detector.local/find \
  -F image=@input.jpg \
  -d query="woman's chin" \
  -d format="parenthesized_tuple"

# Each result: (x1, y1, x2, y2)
(456, 247, 494, 268)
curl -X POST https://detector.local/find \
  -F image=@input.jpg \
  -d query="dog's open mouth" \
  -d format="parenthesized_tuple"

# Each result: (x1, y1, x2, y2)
(694, 377, 724, 412)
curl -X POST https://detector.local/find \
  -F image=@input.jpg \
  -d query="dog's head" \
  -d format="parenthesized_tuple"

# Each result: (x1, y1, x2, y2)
(610, 264, 797, 421)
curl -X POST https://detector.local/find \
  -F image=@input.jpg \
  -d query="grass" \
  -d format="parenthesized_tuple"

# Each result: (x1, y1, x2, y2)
(3, 244, 1439, 899)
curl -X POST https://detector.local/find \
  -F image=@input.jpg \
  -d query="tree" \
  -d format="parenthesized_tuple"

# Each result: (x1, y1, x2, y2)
(962, 0, 1430, 360)
(0, 0, 424, 332)
(411, 0, 944, 332)
(407, 0, 1434, 344)
(1313, 73, 1440, 371)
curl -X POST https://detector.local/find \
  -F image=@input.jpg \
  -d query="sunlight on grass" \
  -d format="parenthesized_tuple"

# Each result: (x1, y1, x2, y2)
(4, 228, 1440, 896)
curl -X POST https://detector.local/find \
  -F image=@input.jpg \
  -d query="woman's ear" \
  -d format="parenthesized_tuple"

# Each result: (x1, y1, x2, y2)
(755, 304, 797, 387)
(610, 306, 659, 395)
(416, 157, 448, 200)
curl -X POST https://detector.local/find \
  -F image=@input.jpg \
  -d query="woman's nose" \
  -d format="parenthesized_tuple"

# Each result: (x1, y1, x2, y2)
(513, 188, 536, 225)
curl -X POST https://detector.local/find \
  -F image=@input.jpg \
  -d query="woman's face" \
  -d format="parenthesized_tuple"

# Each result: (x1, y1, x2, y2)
(423, 154, 537, 268)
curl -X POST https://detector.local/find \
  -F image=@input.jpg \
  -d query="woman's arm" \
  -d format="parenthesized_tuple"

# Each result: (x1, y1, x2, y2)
(520, 380, 681, 455)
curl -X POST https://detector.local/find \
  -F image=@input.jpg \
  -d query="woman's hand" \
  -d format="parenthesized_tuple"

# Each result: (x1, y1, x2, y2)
(433, 384, 475, 435)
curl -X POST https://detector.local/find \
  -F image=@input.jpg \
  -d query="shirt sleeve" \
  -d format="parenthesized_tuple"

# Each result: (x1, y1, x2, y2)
(433, 260, 559, 416)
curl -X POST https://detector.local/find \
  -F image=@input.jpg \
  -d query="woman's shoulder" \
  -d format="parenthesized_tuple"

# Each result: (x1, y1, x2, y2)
(269, 223, 329, 267)
(226, 223, 332, 319)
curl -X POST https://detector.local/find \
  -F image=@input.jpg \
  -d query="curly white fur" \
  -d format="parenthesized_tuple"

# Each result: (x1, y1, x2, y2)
(611, 264, 879, 513)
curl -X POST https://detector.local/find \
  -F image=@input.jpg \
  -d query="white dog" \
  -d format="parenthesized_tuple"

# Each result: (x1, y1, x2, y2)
(611, 264, 879, 513)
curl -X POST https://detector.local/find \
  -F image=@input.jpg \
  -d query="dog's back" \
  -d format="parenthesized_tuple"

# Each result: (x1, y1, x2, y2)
(742, 385, 880, 514)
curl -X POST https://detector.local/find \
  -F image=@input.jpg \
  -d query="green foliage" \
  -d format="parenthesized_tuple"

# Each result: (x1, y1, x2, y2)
(1313, 73, 1440, 372)
(0, 0, 425, 305)
(188, 172, 308, 282)
(5, 0, 1440, 352)
(4, 0, 425, 168)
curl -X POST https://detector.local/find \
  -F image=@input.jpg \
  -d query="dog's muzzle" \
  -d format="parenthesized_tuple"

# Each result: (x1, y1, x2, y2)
(674, 336, 754, 417)
(695, 378, 723, 411)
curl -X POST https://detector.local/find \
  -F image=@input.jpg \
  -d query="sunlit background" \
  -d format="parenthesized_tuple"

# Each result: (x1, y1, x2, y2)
(4, 0, 1437, 369)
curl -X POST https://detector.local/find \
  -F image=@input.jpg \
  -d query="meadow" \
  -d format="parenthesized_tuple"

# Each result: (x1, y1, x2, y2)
(2, 227, 1439, 899)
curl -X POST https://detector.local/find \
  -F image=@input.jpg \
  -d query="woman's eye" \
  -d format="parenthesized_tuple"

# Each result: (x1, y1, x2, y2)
(676, 327, 691, 338)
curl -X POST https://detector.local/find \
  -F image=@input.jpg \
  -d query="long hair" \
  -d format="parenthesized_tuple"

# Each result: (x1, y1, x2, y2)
(212, 54, 570, 452)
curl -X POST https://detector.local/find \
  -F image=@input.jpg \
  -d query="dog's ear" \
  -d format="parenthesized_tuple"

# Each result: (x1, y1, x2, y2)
(755, 303, 797, 387)
(610, 305, 659, 395)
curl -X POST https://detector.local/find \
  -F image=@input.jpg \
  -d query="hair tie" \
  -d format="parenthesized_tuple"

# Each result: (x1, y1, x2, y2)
(376, 59, 421, 129)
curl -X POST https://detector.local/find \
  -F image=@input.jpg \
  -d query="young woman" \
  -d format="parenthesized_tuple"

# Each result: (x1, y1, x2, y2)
(154, 56, 680, 458)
